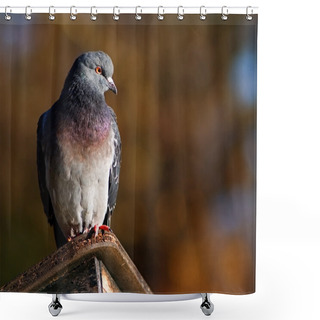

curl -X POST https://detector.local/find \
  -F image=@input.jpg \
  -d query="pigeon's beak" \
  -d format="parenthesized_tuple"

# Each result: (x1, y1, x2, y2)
(107, 77, 118, 95)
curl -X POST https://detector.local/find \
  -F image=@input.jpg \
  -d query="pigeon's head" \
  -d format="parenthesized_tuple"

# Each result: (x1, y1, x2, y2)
(64, 51, 117, 96)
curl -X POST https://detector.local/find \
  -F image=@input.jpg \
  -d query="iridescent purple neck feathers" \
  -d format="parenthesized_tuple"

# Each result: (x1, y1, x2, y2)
(56, 98, 112, 146)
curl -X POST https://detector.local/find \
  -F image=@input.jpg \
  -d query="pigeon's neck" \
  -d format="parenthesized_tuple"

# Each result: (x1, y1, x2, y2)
(61, 74, 106, 105)
(58, 82, 111, 145)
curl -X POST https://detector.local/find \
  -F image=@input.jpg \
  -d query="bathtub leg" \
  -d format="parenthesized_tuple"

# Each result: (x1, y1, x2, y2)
(48, 294, 63, 317)
(200, 293, 214, 316)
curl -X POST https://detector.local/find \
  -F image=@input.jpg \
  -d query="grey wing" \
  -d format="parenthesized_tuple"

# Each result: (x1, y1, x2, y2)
(37, 111, 54, 225)
(37, 108, 68, 248)
(104, 107, 121, 226)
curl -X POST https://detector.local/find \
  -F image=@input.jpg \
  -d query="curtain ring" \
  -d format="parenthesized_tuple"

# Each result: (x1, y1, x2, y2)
(157, 6, 164, 21)
(4, 6, 12, 21)
(113, 6, 120, 21)
(135, 6, 142, 21)
(221, 6, 228, 21)
(177, 6, 184, 21)
(90, 6, 97, 21)
(49, 6, 55, 21)
(200, 6, 207, 20)
(246, 6, 253, 21)
(25, 6, 32, 20)
(70, 6, 77, 21)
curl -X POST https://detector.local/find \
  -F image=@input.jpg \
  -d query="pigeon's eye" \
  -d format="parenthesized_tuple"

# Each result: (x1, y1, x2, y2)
(95, 66, 102, 75)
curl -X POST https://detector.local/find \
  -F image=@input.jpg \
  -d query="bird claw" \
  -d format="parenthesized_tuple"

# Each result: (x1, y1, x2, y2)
(82, 228, 90, 234)
(86, 225, 112, 240)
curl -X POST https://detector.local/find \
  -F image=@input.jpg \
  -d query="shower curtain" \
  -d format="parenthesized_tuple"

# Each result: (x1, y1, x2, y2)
(0, 10, 257, 295)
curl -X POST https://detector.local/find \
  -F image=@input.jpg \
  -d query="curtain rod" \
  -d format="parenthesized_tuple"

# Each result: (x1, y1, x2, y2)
(0, 6, 258, 17)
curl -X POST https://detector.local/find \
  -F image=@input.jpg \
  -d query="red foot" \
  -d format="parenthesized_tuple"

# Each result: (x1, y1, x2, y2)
(85, 225, 112, 240)
(99, 225, 110, 232)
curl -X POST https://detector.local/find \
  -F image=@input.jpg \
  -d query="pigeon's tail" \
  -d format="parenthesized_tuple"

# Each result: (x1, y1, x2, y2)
(53, 216, 68, 248)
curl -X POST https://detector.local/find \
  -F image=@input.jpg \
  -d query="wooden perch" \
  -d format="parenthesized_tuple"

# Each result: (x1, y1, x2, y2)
(0, 232, 152, 294)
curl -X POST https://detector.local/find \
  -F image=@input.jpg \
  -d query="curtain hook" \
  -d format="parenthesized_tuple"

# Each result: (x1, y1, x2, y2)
(135, 6, 142, 21)
(200, 6, 207, 20)
(113, 6, 120, 21)
(246, 6, 253, 21)
(221, 6, 228, 21)
(90, 6, 97, 21)
(70, 6, 77, 21)
(157, 6, 164, 21)
(4, 6, 12, 21)
(25, 6, 32, 20)
(177, 6, 184, 21)
(49, 6, 55, 21)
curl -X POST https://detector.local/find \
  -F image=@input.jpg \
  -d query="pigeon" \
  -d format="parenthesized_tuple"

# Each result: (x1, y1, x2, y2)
(37, 51, 121, 248)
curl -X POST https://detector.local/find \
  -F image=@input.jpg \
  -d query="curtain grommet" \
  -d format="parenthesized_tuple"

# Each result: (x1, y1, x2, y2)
(157, 6, 164, 21)
(49, 6, 55, 21)
(221, 6, 228, 21)
(135, 6, 142, 21)
(25, 6, 32, 21)
(90, 6, 97, 21)
(177, 6, 184, 21)
(70, 6, 77, 21)
(200, 6, 207, 20)
(113, 6, 120, 21)
(4, 6, 12, 21)
(246, 6, 253, 21)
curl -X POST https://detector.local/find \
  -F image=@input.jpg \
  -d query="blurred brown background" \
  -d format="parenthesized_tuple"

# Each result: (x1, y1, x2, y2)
(0, 14, 257, 293)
